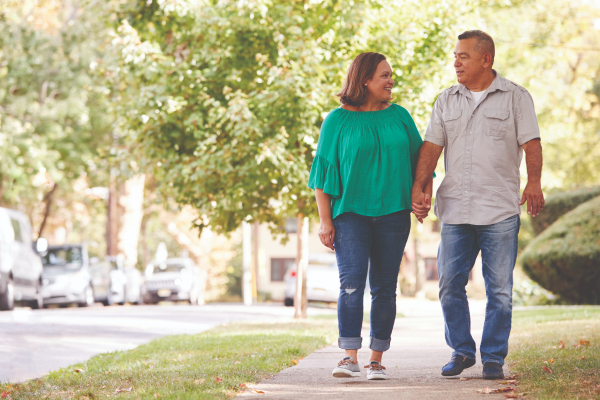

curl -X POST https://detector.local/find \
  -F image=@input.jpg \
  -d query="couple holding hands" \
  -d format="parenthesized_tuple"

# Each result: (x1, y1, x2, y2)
(309, 30, 544, 381)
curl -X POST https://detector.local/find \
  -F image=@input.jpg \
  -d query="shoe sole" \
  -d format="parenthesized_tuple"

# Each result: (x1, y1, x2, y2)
(332, 368, 361, 378)
(483, 374, 504, 380)
(367, 374, 389, 380)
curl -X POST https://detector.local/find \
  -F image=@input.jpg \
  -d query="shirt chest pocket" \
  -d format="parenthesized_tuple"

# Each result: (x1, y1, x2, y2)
(443, 109, 462, 137)
(483, 109, 510, 139)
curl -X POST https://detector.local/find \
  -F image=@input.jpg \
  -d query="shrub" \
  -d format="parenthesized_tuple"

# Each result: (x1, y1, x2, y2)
(520, 195, 600, 304)
(531, 186, 600, 235)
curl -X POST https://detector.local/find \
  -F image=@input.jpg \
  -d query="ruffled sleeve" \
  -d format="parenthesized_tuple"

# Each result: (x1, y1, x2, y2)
(308, 155, 342, 199)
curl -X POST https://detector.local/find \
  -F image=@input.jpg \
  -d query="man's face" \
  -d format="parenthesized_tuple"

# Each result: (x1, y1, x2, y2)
(454, 38, 487, 87)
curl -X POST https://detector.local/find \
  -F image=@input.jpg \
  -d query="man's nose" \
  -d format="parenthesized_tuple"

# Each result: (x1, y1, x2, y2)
(454, 58, 460, 68)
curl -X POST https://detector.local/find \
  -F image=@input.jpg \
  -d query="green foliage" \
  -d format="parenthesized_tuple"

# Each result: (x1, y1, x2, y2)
(530, 187, 600, 235)
(108, 0, 486, 236)
(521, 195, 600, 304)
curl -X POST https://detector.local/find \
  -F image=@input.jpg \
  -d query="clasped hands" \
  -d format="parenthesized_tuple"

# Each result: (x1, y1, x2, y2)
(411, 188, 432, 224)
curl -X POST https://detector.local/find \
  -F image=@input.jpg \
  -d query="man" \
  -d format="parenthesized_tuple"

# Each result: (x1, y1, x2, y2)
(411, 30, 544, 380)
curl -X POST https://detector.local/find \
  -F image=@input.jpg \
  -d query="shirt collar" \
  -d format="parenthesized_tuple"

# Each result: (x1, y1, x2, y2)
(450, 70, 508, 95)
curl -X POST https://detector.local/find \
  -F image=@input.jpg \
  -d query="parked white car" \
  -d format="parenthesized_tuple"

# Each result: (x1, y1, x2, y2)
(0, 207, 45, 310)
(123, 266, 144, 304)
(284, 253, 340, 306)
(144, 258, 202, 305)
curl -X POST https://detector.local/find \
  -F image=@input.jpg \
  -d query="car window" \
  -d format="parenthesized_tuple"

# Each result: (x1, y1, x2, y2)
(150, 263, 187, 274)
(43, 247, 83, 268)
(10, 218, 22, 243)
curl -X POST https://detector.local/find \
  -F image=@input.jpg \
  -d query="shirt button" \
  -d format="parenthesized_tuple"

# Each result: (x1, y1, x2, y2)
(468, 131, 472, 134)
(464, 191, 468, 194)
(465, 172, 469, 175)
(467, 151, 470, 153)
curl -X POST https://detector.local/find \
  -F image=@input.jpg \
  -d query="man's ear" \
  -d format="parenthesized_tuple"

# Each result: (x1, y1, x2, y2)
(484, 53, 493, 68)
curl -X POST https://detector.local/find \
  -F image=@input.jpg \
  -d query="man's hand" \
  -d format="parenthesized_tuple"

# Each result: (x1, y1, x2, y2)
(318, 218, 335, 251)
(411, 187, 431, 224)
(519, 182, 544, 217)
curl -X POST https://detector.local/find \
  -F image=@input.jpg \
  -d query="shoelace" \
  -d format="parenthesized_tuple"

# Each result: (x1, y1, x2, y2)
(364, 363, 386, 371)
(338, 359, 357, 367)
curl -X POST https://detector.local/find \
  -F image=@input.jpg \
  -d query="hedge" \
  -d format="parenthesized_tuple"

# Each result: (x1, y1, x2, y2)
(531, 186, 600, 235)
(521, 195, 600, 304)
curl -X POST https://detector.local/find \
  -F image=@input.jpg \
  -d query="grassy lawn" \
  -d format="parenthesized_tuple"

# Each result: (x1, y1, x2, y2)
(509, 307, 600, 399)
(310, 312, 405, 323)
(0, 320, 337, 399)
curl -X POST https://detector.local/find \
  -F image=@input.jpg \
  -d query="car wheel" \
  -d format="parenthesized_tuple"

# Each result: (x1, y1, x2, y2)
(284, 297, 294, 307)
(0, 277, 15, 311)
(188, 289, 198, 305)
(79, 285, 95, 307)
(29, 280, 44, 310)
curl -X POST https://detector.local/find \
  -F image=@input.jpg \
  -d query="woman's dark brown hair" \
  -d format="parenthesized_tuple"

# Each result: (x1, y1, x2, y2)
(336, 52, 387, 107)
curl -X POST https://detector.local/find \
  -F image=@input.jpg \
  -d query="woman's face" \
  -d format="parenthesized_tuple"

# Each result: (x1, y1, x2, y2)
(364, 60, 394, 102)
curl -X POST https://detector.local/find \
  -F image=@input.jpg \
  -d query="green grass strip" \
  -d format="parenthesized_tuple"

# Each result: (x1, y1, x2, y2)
(1, 320, 337, 399)
(509, 307, 600, 399)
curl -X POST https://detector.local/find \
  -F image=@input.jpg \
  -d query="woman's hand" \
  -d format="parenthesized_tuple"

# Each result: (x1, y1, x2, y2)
(319, 219, 335, 251)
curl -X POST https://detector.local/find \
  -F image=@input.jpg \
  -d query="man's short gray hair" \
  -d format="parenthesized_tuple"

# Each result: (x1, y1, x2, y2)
(458, 30, 495, 64)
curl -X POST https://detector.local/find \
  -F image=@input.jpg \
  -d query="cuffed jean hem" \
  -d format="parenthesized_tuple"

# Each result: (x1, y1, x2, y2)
(482, 358, 505, 366)
(452, 350, 476, 360)
(339, 337, 362, 350)
(369, 337, 390, 352)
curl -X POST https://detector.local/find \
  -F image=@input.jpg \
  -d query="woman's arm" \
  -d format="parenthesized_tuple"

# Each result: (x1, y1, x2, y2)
(315, 189, 335, 251)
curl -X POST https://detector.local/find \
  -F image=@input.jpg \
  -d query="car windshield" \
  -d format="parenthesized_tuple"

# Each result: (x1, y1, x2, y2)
(42, 247, 83, 269)
(151, 263, 187, 274)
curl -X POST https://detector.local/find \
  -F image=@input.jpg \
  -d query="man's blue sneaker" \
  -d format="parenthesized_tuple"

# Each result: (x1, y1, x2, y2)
(441, 355, 476, 376)
(482, 362, 504, 380)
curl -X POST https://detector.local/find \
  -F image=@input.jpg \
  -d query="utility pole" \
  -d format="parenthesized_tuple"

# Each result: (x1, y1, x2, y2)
(242, 221, 252, 306)
(294, 215, 309, 319)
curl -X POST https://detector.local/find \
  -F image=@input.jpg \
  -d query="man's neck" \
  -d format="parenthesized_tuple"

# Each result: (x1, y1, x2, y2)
(464, 70, 496, 92)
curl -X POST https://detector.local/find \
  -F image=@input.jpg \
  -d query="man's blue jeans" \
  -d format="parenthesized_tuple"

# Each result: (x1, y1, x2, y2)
(438, 214, 520, 365)
(333, 210, 411, 352)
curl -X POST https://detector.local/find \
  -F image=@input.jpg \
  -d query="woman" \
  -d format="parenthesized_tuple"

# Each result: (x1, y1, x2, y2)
(308, 52, 433, 380)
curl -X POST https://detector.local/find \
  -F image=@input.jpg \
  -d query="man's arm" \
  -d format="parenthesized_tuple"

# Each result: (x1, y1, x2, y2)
(411, 142, 444, 221)
(519, 139, 544, 217)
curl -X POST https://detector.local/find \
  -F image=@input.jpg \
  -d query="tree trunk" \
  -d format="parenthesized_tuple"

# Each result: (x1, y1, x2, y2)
(294, 214, 308, 319)
(252, 221, 259, 303)
(106, 174, 145, 266)
(37, 183, 58, 240)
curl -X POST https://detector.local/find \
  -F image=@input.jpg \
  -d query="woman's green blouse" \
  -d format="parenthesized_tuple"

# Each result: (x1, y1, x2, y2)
(308, 104, 432, 219)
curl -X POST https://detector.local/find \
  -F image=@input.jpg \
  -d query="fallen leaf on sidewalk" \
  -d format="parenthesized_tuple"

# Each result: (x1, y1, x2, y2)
(74, 369, 85, 373)
(215, 377, 223, 383)
(504, 394, 519, 398)
(251, 390, 265, 394)
(542, 366, 553, 373)
(239, 384, 247, 388)
(498, 380, 517, 385)
(477, 387, 514, 394)
(1, 391, 9, 399)
(115, 387, 132, 393)
(460, 378, 470, 381)
(291, 360, 298, 365)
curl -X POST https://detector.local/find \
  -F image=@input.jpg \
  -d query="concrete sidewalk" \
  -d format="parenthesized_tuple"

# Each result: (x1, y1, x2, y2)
(239, 299, 515, 399)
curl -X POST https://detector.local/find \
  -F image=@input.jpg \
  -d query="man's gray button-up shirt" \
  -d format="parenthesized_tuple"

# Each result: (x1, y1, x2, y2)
(424, 71, 541, 226)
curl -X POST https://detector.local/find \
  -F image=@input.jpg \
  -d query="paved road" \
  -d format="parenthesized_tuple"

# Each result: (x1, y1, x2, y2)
(0, 303, 326, 383)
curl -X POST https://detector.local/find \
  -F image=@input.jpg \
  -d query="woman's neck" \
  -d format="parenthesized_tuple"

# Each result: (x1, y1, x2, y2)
(342, 100, 388, 112)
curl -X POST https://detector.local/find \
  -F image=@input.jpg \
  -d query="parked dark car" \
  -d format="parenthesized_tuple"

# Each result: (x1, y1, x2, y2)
(41, 243, 114, 307)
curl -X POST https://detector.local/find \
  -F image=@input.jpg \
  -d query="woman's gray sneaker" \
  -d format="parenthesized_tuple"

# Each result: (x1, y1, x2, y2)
(365, 361, 389, 380)
(332, 357, 361, 378)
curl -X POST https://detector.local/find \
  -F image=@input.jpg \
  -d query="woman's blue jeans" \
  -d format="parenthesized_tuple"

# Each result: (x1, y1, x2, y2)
(333, 210, 411, 352)
(438, 214, 520, 366)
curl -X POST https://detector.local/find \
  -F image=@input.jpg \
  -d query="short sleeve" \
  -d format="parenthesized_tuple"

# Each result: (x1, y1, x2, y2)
(307, 110, 342, 198)
(514, 90, 541, 146)
(424, 94, 446, 147)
